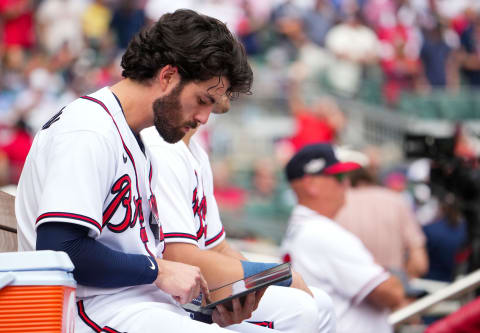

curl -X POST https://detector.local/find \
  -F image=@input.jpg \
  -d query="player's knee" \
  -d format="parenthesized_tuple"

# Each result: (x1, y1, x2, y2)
(309, 286, 336, 333)
(292, 290, 321, 332)
(281, 287, 319, 323)
(310, 286, 334, 313)
(255, 286, 330, 332)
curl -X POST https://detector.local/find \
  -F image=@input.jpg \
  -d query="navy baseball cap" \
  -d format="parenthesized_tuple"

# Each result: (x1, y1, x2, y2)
(285, 143, 361, 182)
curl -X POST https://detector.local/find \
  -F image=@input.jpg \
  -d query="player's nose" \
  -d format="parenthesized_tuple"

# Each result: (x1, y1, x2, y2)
(194, 108, 211, 125)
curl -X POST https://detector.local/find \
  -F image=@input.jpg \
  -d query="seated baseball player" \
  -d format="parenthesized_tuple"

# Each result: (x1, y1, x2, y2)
(15, 9, 281, 333)
(280, 143, 406, 333)
(141, 101, 335, 332)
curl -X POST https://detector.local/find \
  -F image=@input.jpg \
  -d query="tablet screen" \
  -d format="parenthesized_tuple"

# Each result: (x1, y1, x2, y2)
(204, 263, 291, 311)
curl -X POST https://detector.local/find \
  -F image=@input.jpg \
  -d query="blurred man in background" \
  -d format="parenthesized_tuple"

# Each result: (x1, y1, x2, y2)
(281, 143, 406, 333)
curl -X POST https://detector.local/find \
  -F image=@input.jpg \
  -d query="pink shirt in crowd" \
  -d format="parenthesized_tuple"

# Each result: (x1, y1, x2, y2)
(335, 186, 426, 272)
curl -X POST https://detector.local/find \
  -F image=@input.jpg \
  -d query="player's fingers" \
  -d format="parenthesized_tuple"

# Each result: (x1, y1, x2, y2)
(231, 297, 244, 322)
(243, 292, 256, 315)
(179, 293, 189, 305)
(180, 284, 196, 305)
(213, 305, 231, 327)
(198, 273, 210, 301)
(254, 287, 267, 310)
(212, 309, 228, 328)
(191, 279, 201, 300)
(212, 309, 222, 326)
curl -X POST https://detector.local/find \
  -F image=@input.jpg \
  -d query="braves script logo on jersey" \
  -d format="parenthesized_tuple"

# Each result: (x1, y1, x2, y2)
(103, 174, 144, 233)
(192, 171, 207, 239)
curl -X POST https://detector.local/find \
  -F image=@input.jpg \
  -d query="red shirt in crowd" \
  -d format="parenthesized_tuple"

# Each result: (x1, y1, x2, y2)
(0, 125, 33, 183)
(0, 0, 35, 48)
(289, 111, 335, 152)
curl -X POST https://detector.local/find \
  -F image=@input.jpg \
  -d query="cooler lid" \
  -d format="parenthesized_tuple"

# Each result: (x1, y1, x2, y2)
(0, 250, 74, 272)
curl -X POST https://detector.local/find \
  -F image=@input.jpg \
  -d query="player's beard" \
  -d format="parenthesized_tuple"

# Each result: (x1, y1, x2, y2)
(153, 81, 197, 144)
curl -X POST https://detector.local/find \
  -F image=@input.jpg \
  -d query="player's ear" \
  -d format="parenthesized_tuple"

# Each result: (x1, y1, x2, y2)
(156, 65, 180, 92)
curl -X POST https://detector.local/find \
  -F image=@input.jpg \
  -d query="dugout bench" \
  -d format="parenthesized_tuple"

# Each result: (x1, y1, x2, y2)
(0, 190, 17, 252)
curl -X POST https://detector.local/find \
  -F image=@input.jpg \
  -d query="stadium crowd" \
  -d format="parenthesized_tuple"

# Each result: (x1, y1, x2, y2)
(2, 0, 480, 331)
(0, 0, 476, 292)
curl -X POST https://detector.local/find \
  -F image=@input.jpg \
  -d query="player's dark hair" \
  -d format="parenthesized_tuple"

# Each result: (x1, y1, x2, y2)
(121, 9, 252, 98)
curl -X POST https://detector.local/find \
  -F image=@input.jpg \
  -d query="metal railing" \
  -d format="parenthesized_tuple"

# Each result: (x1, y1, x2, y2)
(389, 269, 480, 326)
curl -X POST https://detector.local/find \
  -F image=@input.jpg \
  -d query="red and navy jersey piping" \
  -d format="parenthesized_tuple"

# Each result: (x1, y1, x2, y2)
(77, 301, 123, 333)
(248, 321, 274, 329)
(36, 212, 102, 232)
(205, 227, 225, 246)
(164, 232, 198, 241)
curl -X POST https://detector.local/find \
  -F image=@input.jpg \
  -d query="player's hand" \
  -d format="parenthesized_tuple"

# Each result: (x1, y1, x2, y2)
(154, 258, 209, 305)
(211, 288, 267, 327)
(291, 270, 313, 297)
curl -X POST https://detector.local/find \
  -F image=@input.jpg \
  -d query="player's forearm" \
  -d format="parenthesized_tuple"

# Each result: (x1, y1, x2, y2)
(163, 242, 243, 289)
(211, 240, 248, 261)
(36, 222, 157, 288)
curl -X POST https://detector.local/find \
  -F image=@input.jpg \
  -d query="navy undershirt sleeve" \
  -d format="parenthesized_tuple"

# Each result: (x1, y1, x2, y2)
(36, 222, 158, 288)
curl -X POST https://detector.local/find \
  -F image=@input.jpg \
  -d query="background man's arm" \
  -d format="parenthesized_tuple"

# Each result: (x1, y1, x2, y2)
(366, 275, 405, 310)
(406, 245, 429, 278)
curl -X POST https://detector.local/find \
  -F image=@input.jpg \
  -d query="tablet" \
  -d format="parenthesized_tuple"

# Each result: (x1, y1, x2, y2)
(202, 262, 292, 312)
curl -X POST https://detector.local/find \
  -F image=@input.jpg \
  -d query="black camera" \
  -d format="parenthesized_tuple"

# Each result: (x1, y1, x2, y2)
(404, 132, 480, 273)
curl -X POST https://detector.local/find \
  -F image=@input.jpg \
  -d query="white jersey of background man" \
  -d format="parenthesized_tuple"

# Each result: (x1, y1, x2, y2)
(141, 126, 335, 333)
(281, 205, 392, 333)
(15, 87, 276, 333)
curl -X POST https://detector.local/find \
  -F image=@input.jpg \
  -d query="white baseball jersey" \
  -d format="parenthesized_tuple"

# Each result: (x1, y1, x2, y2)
(140, 126, 225, 250)
(14, 87, 285, 333)
(142, 128, 336, 333)
(281, 205, 392, 333)
(16, 87, 164, 298)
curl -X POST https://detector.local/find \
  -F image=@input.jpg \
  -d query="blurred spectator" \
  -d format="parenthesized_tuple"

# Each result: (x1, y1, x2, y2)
(383, 170, 407, 193)
(245, 158, 292, 219)
(0, 0, 35, 50)
(336, 167, 429, 279)
(36, 0, 86, 56)
(458, 11, 480, 87)
(287, 76, 346, 152)
(363, 0, 396, 29)
(1, 44, 29, 94)
(82, 0, 113, 51)
(144, 0, 194, 23)
(303, 0, 336, 47)
(422, 202, 468, 282)
(110, 0, 146, 50)
(0, 121, 32, 184)
(13, 67, 63, 133)
(376, 4, 422, 105)
(196, 0, 242, 34)
(325, 10, 379, 96)
(236, 0, 265, 55)
(269, 0, 305, 61)
(419, 21, 458, 89)
(212, 159, 247, 213)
